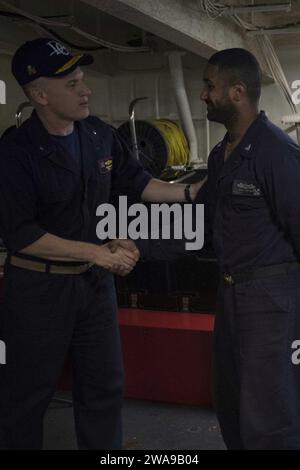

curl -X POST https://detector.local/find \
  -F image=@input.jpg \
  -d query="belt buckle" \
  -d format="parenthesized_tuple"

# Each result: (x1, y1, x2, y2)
(224, 273, 234, 284)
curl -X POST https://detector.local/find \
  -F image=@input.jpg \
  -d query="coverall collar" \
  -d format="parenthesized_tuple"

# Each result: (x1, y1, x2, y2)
(222, 110, 267, 160)
(23, 110, 98, 176)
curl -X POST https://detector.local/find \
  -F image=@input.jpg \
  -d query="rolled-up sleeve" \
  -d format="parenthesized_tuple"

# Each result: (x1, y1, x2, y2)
(0, 145, 46, 252)
(135, 237, 187, 261)
(111, 131, 152, 201)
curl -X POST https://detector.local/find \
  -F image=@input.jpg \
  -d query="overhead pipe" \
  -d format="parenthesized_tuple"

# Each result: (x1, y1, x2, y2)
(166, 51, 200, 164)
(206, 117, 210, 160)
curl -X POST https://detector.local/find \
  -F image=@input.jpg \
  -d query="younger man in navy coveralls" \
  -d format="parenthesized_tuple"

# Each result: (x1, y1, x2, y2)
(132, 48, 300, 449)
(200, 49, 300, 449)
(0, 38, 203, 449)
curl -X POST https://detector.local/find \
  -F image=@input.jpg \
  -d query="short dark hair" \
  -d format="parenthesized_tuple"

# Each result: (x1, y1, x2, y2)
(208, 48, 262, 103)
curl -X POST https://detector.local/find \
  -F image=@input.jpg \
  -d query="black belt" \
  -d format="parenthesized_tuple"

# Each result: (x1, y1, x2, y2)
(7, 253, 93, 275)
(223, 262, 300, 285)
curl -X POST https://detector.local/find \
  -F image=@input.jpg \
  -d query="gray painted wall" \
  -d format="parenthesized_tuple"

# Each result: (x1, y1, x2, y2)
(0, 45, 299, 162)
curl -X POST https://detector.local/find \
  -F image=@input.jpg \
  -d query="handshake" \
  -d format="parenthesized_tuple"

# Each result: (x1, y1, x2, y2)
(94, 239, 140, 277)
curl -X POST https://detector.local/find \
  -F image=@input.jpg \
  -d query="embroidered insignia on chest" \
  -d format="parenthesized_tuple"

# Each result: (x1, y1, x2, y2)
(98, 158, 112, 174)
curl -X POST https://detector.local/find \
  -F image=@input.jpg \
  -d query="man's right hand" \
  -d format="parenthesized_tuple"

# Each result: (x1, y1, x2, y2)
(93, 243, 139, 276)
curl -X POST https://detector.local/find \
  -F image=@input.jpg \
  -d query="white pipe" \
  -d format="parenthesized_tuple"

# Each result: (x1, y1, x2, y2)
(206, 118, 210, 159)
(155, 75, 160, 119)
(167, 51, 200, 164)
(16, 102, 32, 128)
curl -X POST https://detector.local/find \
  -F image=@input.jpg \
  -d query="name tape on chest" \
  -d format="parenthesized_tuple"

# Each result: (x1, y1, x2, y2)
(232, 179, 261, 197)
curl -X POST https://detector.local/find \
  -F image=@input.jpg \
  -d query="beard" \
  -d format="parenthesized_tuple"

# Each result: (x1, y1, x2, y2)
(206, 100, 236, 125)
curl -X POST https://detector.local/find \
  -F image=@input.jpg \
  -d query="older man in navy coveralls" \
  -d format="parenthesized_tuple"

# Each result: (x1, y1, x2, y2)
(0, 38, 204, 450)
(136, 48, 300, 449)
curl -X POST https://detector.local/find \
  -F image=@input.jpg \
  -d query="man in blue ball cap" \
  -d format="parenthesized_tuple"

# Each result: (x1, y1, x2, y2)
(0, 37, 205, 450)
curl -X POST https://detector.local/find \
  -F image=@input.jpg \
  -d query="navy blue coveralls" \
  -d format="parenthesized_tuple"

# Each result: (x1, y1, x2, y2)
(208, 111, 300, 449)
(140, 111, 300, 449)
(0, 111, 151, 450)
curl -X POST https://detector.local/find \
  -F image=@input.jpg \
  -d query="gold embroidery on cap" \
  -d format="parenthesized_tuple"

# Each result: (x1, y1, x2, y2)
(55, 55, 82, 74)
(27, 65, 37, 76)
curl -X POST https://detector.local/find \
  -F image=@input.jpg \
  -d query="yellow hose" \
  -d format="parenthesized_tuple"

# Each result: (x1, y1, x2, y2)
(152, 119, 189, 166)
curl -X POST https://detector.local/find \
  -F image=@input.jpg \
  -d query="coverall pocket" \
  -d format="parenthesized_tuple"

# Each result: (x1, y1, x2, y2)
(42, 190, 72, 203)
(3, 268, 67, 332)
(235, 276, 292, 316)
(38, 166, 77, 203)
(230, 195, 265, 211)
(5, 267, 56, 301)
(257, 276, 293, 314)
(95, 172, 111, 201)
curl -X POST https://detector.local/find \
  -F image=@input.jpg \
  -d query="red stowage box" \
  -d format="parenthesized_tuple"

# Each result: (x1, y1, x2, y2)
(59, 308, 215, 407)
(119, 308, 214, 407)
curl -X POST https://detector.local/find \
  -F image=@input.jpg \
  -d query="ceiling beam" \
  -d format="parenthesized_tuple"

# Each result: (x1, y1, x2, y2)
(80, 0, 271, 78)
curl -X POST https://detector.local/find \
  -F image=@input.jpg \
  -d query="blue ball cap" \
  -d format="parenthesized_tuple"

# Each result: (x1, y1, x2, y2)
(12, 37, 94, 86)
